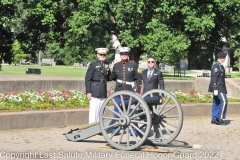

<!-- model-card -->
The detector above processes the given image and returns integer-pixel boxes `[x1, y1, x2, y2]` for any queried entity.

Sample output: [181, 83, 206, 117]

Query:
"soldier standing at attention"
[208, 52, 228, 125]
[110, 47, 142, 94]
[110, 47, 142, 134]
[85, 48, 111, 124]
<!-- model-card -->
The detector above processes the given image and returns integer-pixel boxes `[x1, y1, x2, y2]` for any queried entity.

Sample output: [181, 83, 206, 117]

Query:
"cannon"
[64, 89, 183, 151]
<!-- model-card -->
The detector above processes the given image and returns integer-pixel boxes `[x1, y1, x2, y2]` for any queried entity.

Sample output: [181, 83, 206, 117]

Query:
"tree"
[233, 48, 240, 70]
[2, 0, 240, 70]
[63, 0, 240, 69]
[11, 40, 29, 65]
[0, 1, 17, 70]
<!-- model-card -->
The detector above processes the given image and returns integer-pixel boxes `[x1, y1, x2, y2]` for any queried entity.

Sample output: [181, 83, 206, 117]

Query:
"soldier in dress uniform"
[110, 47, 142, 93]
[109, 47, 142, 135]
[208, 52, 228, 125]
[85, 48, 111, 124]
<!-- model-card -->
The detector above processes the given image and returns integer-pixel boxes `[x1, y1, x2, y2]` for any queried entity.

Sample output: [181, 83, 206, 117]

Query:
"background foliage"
[1, 0, 240, 70]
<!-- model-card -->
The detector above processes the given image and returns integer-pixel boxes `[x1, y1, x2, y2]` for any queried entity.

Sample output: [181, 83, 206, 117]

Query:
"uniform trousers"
[89, 97, 105, 123]
[212, 92, 228, 121]
[113, 97, 136, 134]
[113, 97, 121, 118]
[113, 97, 131, 117]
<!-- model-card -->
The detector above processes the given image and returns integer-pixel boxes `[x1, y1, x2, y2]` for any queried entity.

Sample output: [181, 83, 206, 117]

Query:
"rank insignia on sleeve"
[214, 68, 218, 72]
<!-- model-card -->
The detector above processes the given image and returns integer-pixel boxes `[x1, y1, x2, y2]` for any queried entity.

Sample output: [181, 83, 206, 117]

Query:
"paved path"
[0, 114, 239, 160]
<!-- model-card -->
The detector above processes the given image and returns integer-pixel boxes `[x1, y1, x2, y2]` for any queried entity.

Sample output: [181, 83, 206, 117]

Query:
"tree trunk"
[129, 47, 143, 64]
[155, 61, 159, 69]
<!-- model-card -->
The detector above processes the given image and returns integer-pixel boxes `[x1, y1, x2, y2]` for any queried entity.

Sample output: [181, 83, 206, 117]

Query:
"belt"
[92, 79, 106, 83]
[117, 79, 134, 88]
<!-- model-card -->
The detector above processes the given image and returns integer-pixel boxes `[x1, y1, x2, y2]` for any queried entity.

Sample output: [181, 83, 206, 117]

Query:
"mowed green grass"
[1, 64, 240, 79]
[230, 72, 240, 78]
[0, 64, 195, 80]
[0, 64, 87, 77]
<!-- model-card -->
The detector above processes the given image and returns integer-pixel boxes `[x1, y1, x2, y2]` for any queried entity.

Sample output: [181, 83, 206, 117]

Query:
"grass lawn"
[0, 64, 87, 77]
[229, 72, 240, 78]
[1, 64, 239, 79]
[0, 64, 196, 80]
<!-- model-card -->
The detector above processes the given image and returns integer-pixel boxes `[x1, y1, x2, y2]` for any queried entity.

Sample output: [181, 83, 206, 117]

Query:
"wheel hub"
[119, 115, 130, 126]
[152, 112, 162, 124]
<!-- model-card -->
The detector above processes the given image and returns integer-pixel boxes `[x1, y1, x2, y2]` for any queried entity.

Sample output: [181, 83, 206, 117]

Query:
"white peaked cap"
[118, 47, 131, 53]
[95, 48, 109, 54]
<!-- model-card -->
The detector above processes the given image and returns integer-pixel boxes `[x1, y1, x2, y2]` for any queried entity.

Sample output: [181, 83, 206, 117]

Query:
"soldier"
[208, 52, 228, 125]
[110, 47, 142, 93]
[85, 48, 111, 124]
[110, 47, 142, 135]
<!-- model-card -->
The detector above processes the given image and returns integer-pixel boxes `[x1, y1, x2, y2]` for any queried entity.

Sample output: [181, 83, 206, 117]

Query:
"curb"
[0, 103, 239, 130]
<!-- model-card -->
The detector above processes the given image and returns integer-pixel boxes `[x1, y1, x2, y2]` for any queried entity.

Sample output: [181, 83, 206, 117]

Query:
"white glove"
[213, 90, 218, 96]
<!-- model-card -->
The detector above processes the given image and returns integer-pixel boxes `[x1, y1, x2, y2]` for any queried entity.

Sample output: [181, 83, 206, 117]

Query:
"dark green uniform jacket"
[208, 61, 227, 94]
[85, 60, 111, 98]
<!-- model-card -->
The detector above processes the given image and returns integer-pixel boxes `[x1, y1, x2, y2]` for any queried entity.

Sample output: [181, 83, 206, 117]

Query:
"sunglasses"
[99, 54, 106, 56]
[148, 61, 155, 63]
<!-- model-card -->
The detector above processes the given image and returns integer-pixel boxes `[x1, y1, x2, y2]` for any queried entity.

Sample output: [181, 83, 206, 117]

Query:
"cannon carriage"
[64, 89, 183, 151]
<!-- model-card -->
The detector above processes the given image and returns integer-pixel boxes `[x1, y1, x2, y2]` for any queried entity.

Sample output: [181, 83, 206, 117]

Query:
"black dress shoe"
[220, 119, 226, 125]
[211, 121, 215, 124]
[211, 120, 219, 125]
[211, 119, 225, 125]
[211, 120, 221, 125]
[217, 119, 226, 125]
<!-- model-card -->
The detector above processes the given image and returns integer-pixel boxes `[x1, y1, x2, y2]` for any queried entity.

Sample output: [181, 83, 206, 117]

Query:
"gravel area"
[0, 114, 239, 160]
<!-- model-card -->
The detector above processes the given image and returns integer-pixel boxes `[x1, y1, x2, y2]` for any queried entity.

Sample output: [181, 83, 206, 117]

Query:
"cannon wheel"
[142, 89, 183, 145]
[99, 90, 152, 151]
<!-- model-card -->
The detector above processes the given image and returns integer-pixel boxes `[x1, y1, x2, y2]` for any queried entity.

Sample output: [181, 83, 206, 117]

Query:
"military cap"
[217, 52, 227, 58]
[95, 48, 109, 54]
[118, 47, 131, 54]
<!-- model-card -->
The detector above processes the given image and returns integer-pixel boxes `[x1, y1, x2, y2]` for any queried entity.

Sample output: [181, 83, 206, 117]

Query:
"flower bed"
[171, 89, 213, 103]
[0, 89, 239, 111]
[0, 90, 89, 111]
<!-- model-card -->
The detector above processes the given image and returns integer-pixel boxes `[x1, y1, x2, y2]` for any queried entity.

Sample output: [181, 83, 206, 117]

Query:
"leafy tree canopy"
[1, 0, 240, 70]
